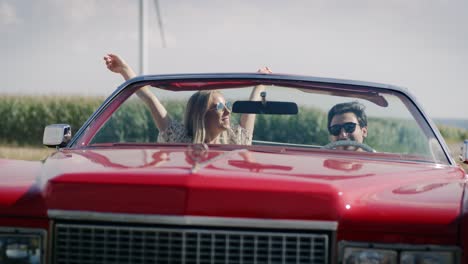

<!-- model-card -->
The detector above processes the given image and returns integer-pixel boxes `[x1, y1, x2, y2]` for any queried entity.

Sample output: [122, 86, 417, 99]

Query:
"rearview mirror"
[233, 101, 298, 115]
[43, 124, 72, 148]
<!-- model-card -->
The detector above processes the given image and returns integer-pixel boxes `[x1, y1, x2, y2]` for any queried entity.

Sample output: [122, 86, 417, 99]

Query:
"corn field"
[1, 95, 467, 151]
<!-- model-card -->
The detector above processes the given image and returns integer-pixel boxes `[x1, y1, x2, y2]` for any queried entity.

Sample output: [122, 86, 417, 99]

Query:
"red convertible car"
[1, 73, 467, 264]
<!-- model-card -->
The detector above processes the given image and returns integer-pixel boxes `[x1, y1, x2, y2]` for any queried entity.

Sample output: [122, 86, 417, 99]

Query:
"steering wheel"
[322, 140, 376, 153]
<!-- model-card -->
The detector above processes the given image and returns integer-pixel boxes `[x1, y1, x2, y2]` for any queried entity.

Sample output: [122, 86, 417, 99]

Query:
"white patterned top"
[157, 119, 252, 145]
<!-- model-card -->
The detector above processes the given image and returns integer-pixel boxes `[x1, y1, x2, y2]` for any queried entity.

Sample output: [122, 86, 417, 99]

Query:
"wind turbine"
[139, 0, 166, 75]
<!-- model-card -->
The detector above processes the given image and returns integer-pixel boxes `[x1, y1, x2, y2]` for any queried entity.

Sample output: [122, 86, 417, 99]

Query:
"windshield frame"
[68, 73, 454, 166]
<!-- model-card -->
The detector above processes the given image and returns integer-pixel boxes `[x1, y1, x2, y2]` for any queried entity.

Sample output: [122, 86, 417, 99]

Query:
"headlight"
[343, 247, 397, 263]
[0, 228, 46, 264]
[401, 251, 455, 264]
[340, 241, 460, 264]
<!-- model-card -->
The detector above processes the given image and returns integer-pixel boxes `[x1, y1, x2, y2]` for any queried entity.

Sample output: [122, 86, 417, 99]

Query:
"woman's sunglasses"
[209, 101, 232, 113]
[329, 122, 358, 136]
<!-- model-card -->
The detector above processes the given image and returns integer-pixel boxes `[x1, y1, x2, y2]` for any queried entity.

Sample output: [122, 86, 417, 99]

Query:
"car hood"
[0, 159, 46, 218]
[2, 147, 465, 237]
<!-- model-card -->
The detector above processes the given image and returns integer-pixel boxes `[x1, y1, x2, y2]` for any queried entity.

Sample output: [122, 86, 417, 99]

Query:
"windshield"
[80, 79, 449, 165]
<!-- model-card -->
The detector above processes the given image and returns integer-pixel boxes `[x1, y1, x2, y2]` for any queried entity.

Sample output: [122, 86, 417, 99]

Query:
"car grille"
[53, 223, 329, 264]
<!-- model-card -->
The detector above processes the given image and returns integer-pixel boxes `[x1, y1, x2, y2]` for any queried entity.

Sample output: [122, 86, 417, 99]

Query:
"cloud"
[0, 1, 20, 26]
[43, 0, 137, 25]
[46, 0, 98, 23]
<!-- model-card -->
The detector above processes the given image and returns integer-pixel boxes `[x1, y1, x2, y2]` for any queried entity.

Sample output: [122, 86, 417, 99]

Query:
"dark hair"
[327, 101, 367, 129]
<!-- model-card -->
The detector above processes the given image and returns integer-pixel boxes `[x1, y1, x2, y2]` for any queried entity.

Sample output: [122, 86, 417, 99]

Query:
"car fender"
[460, 174, 468, 263]
[0, 159, 47, 218]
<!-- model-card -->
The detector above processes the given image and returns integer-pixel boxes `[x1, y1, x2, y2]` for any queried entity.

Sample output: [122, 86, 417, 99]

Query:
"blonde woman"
[103, 53, 270, 145]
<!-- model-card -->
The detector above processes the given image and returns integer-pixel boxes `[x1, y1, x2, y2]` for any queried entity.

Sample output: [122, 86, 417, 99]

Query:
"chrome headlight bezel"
[0, 227, 47, 264]
[339, 241, 461, 264]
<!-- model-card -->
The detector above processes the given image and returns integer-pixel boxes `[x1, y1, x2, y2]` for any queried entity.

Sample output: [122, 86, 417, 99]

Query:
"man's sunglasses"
[209, 101, 232, 113]
[329, 122, 358, 136]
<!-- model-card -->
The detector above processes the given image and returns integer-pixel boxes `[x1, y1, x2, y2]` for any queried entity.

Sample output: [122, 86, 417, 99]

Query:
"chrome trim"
[0, 226, 46, 234]
[48, 210, 338, 231]
[42, 123, 71, 148]
[54, 223, 330, 264]
[0, 227, 47, 264]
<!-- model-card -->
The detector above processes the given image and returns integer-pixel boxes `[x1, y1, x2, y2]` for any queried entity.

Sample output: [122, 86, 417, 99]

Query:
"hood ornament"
[187, 144, 209, 172]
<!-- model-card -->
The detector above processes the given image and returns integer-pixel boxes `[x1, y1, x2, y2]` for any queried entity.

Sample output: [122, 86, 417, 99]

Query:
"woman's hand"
[257, 66, 272, 74]
[104, 54, 126, 73]
[102, 53, 169, 131]
[240, 66, 272, 139]
[250, 66, 272, 100]
[103, 53, 136, 80]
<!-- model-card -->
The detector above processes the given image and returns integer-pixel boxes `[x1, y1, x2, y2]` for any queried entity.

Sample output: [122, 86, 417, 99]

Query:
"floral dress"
[157, 119, 252, 145]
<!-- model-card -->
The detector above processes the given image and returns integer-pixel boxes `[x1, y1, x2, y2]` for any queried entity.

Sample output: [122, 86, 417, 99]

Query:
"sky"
[0, 0, 467, 118]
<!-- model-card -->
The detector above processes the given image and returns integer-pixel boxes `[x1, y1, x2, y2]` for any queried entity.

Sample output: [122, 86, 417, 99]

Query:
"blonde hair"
[184, 90, 228, 144]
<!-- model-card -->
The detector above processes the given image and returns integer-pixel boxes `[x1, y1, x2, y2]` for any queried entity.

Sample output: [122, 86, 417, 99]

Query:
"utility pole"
[139, 0, 148, 75]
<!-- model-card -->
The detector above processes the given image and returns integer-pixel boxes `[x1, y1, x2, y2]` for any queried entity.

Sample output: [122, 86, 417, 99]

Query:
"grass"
[0, 145, 55, 161]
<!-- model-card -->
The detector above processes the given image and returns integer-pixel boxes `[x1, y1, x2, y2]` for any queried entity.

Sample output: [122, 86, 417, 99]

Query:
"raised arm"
[103, 53, 171, 131]
[239, 66, 272, 138]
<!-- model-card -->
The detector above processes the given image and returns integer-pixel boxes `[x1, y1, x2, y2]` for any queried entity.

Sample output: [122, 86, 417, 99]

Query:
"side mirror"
[460, 139, 468, 164]
[43, 124, 72, 148]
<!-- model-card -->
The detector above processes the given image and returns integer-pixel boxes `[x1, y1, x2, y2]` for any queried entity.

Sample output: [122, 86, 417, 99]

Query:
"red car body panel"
[0, 159, 47, 218]
[1, 148, 464, 248]
[461, 182, 468, 263]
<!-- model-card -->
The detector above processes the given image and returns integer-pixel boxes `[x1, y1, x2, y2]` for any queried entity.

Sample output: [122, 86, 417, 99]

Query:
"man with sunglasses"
[327, 101, 368, 151]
